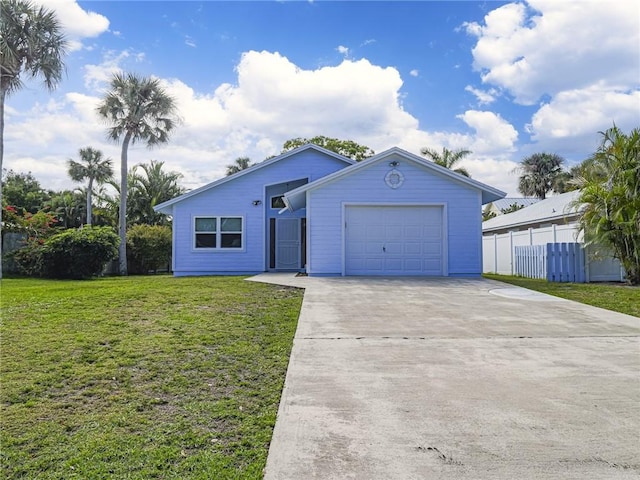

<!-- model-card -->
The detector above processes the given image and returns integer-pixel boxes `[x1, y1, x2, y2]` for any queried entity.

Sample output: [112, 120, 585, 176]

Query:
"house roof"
[489, 197, 540, 212]
[482, 190, 582, 232]
[154, 144, 356, 214]
[283, 147, 506, 210]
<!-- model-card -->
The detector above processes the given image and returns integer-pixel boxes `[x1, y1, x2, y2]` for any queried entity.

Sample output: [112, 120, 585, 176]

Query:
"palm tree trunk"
[0, 89, 6, 280]
[87, 178, 93, 226]
[119, 132, 132, 275]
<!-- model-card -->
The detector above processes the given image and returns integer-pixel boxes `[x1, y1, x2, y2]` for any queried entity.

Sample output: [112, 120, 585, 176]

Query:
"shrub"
[39, 226, 120, 279]
[126, 224, 172, 274]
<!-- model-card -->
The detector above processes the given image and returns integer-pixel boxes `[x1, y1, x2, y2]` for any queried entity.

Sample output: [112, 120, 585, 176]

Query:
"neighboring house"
[155, 144, 505, 277]
[482, 190, 625, 282]
[483, 197, 539, 217]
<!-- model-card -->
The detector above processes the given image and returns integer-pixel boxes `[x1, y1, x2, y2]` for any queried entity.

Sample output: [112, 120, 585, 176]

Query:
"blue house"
[154, 145, 505, 277]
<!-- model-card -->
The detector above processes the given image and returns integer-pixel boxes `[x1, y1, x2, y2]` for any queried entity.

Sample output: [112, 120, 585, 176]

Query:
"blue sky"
[4, 0, 639, 196]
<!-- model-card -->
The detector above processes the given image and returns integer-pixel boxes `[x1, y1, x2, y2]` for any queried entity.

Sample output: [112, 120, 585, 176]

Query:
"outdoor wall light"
[389, 160, 399, 167]
[252, 200, 262, 206]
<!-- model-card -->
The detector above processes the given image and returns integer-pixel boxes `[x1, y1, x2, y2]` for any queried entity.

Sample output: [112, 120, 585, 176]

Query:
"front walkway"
[249, 274, 640, 480]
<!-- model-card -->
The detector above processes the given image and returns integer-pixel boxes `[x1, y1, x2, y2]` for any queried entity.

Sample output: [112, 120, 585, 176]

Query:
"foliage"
[67, 147, 114, 226]
[128, 160, 184, 225]
[420, 147, 472, 177]
[1, 205, 57, 236]
[13, 226, 119, 279]
[126, 224, 172, 274]
[516, 152, 565, 199]
[572, 126, 640, 285]
[226, 156, 253, 176]
[484, 274, 640, 318]
[45, 190, 85, 228]
[1, 170, 51, 213]
[482, 209, 497, 222]
[96, 72, 180, 275]
[0, 0, 67, 279]
[1, 276, 302, 478]
[501, 202, 525, 214]
[6, 207, 59, 276]
[282, 136, 374, 161]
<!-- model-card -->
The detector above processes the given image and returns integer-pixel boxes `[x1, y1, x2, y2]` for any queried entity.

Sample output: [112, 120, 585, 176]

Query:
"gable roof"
[482, 190, 582, 232]
[154, 144, 355, 214]
[283, 147, 506, 210]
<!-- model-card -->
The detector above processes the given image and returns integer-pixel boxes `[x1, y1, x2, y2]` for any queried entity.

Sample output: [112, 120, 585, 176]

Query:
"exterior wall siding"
[171, 151, 349, 275]
[307, 155, 483, 276]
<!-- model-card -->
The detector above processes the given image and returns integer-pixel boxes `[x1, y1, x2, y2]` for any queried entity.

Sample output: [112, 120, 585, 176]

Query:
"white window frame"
[193, 216, 244, 251]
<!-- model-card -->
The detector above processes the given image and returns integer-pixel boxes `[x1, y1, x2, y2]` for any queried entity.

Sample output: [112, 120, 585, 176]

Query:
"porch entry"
[269, 218, 306, 271]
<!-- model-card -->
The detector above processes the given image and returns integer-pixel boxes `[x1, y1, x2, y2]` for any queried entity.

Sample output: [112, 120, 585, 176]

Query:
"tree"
[1, 170, 50, 213]
[46, 190, 85, 228]
[226, 156, 252, 176]
[0, 0, 66, 278]
[96, 73, 179, 275]
[67, 147, 114, 225]
[573, 126, 640, 285]
[516, 153, 565, 199]
[420, 147, 471, 177]
[128, 160, 184, 225]
[282, 136, 374, 161]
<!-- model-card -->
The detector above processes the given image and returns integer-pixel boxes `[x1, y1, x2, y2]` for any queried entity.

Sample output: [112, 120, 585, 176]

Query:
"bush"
[37, 227, 119, 279]
[126, 224, 172, 274]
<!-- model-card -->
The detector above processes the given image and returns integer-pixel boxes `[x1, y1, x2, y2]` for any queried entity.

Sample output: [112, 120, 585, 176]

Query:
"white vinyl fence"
[514, 243, 586, 282]
[483, 224, 578, 276]
[482, 223, 625, 282]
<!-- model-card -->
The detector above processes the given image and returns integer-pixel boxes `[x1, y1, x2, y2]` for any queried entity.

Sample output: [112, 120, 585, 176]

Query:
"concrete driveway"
[250, 275, 640, 480]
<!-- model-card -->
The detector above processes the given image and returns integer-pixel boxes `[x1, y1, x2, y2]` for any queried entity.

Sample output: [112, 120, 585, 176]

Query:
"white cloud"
[336, 45, 350, 57]
[524, 85, 640, 155]
[40, 0, 110, 51]
[464, 85, 498, 105]
[409, 69, 419, 77]
[185, 36, 196, 48]
[83, 50, 146, 91]
[457, 110, 519, 153]
[465, 1, 639, 105]
[4, 50, 525, 196]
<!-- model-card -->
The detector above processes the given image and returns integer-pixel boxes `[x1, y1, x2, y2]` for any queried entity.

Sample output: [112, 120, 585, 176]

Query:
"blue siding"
[171, 151, 349, 275]
[307, 154, 483, 276]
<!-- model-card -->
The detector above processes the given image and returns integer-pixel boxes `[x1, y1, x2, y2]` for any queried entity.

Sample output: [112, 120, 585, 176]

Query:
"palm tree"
[226, 156, 252, 176]
[420, 147, 472, 177]
[516, 153, 565, 199]
[0, 0, 67, 278]
[96, 73, 179, 275]
[128, 160, 184, 225]
[67, 147, 114, 226]
[572, 126, 640, 285]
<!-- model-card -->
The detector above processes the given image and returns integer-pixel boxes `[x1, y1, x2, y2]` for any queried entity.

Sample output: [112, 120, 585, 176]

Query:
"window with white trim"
[194, 217, 243, 249]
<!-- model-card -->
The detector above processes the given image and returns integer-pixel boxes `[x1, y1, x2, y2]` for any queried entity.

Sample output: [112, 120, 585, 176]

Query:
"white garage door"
[345, 205, 444, 276]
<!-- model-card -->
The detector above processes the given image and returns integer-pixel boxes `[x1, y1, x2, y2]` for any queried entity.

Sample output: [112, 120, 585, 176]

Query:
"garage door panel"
[345, 206, 444, 276]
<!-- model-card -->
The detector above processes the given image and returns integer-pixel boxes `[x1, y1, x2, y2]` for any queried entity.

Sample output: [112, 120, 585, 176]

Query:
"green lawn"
[483, 274, 640, 318]
[1, 276, 303, 479]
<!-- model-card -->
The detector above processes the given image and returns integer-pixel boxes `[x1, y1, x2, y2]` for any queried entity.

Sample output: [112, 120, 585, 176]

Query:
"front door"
[276, 218, 300, 270]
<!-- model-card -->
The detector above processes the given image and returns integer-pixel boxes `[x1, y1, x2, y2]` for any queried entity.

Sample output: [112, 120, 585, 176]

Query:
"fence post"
[509, 231, 514, 275]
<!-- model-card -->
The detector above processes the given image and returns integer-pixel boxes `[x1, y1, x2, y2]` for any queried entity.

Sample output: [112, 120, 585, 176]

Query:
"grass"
[483, 274, 640, 318]
[0, 276, 303, 479]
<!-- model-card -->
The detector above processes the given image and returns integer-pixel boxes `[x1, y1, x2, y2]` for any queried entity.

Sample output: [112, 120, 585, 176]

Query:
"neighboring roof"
[283, 147, 506, 210]
[154, 144, 356, 214]
[482, 190, 582, 232]
[489, 197, 540, 212]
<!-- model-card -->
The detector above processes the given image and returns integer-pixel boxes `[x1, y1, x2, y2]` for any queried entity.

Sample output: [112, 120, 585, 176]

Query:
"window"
[195, 217, 242, 249]
[271, 195, 285, 209]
